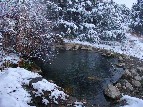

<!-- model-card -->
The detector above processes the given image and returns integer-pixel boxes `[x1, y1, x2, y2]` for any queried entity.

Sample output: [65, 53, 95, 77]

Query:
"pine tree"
[130, 0, 143, 35]
[55, 0, 130, 42]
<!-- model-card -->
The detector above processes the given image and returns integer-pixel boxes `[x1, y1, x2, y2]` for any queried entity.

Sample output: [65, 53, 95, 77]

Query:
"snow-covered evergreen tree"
[130, 0, 143, 35]
[54, 0, 130, 42]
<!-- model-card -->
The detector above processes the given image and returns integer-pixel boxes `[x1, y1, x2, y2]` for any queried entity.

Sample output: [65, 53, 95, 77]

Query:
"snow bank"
[3, 53, 20, 64]
[121, 95, 143, 107]
[0, 52, 20, 67]
[64, 33, 143, 60]
[113, 0, 137, 9]
[0, 68, 68, 107]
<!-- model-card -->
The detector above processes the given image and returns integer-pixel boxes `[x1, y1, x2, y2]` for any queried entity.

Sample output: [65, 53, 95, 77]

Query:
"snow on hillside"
[0, 68, 68, 107]
[64, 33, 143, 60]
[113, 0, 137, 9]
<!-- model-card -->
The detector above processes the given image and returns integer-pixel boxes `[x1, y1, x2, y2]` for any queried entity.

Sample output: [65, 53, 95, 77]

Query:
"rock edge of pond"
[53, 43, 143, 107]
[19, 42, 143, 107]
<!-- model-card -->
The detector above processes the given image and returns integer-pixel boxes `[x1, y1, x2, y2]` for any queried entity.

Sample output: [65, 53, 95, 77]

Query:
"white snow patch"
[0, 68, 37, 107]
[32, 79, 67, 104]
[59, 19, 78, 30]
[74, 101, 84, 107]
[82, 23, 95, 29]
[0, 68, 68, 107]
[42, 98, 49, 105]
[0, 52, 20, 67]
[3, 53, 20, 64]
[0, 32, 2, 38]
[121, 95, 143, 107]
[113, 0, 137, 9]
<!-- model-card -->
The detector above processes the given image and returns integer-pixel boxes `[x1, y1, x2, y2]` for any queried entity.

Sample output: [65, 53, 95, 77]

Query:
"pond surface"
[42, 50, 123, 107]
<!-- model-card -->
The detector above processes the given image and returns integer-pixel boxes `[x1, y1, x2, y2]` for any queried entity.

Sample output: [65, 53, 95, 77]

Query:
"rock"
[104, 84, 121, 99]
[55, 45, 64, 48]
[122, 86, 126, 90]
[74, 45, 80, 50]
[121, 80, 133, 91]
[81, 45, 93, 51]
[134, 75, 142, 81]
[107, 53, 114, 57]
[137, 67, 143, 73]
[65, 43, 75, 50]
[31, 68, 42, 73]
[67, 97, 77, 106]
[81, 45, 87, 50]
[48, 80, 54, 83]
[115, 83, 122, 88]
[122, 69, 132, 78]
[102, 51, 114, 57]
[106, 51, 112, 54]
[65, 46, 73, 50]
[130, 68, 138, 76]
[141, 76, 143, 80]
[125, 80, 134, 91]
[101, 53, 107, 56]
[87, 46, 93, 51]
[29, 77, 43, 86]
[131, 79, 141, 87]
[118, 56, 124, 62]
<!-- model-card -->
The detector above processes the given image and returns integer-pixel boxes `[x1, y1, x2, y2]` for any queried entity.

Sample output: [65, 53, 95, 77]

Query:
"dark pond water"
[42, 50, 123, 107]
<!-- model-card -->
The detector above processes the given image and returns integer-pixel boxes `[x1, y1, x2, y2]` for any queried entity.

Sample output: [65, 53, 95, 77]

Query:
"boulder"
[87, 46, 93, 51]
[137, 67, 143, 73]
[122, 69, 132, 78]
[134, 75, 142, 81]
[55, 45, 64, 48]
[115, 83, 122, 88]
[81, 45, 93, 51]
[131, 79, 141, 87]
[130, 68, 138, 76]
[123, 86, 126, 90]
[104, 84, 121, 99]
[125, 80, 134, 91]
[74, 44, 80, 50]
[121, 79, 133, 91]
[101, 53, 107, 57]
[118, 56, 124, 62]
[65, 43, 75, 50]
[29, 77, 43, 86]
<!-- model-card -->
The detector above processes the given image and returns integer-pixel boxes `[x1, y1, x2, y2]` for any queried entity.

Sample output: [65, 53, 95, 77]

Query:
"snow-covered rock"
[0, 68, 68, 107]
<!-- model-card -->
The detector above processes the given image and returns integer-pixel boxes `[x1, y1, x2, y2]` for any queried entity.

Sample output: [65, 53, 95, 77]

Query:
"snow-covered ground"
[0, 68, 68, 107]
[64, 33, 143, 60]
[1, 32, 143, 106]
[113, 0, 137, 9]
[121, 95, 143, 107]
